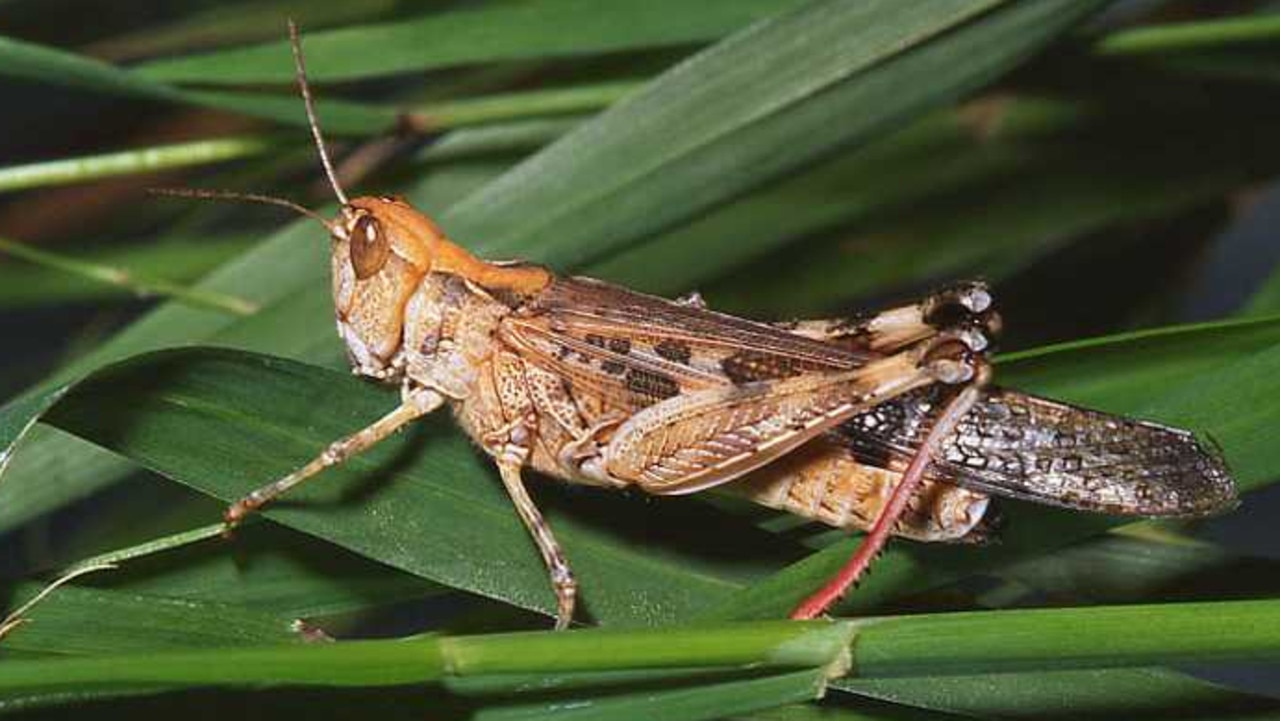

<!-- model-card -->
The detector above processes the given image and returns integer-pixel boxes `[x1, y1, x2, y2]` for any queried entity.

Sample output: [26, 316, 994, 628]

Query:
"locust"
[175, 22, 1238, 629]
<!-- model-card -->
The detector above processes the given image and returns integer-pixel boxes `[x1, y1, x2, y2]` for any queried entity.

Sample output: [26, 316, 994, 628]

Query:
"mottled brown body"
[221, 25, 1238, 629]
[326, 197, 1232, 535]
[346, 235, 991, 538]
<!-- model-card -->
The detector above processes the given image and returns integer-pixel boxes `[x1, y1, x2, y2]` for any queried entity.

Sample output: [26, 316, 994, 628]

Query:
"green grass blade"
[0, 584, 301, 656]
[1097, 13, 1280, 55]
[584, 109, 1006, 295]
[0, 33, 181, 102]
[0, 236, 253, 309]
[0, 671, 829, 721]
[0, 621, 844, 691]
[470, 669, 828, 721]
[999, 314, 1280, 412]
[0, 520, 442, 661]
[89, 521, 441, 620]
[983, 533, 1279, 607]
[0, 601, 1276, 695]
[842, 667, 1280, 719]
[850, 599, 1280, 677]
[135, 0, 805, 84]
[0, 33, 393, 134]
[0, 136, 275, 193]
[0, 636, 445, 690]
[707, 107, 1271, 316]
[418, 80, 641, 130]
[0, 102, 594, 198]
[444, 0, 1107, 269]
[85, 0, 403, 62]
[0, 236, 258, 315]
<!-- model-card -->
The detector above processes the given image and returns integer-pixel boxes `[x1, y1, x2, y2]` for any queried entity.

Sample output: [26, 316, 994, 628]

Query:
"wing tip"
[1114, 428, 1239, 518]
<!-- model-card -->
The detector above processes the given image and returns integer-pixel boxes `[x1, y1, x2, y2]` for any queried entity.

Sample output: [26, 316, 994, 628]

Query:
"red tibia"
[790, 375, 987, 620]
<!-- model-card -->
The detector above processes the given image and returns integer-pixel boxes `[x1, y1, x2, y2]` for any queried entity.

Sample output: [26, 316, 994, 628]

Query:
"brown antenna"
[288, 19, 349, 207]
[148, 187, 334, 229]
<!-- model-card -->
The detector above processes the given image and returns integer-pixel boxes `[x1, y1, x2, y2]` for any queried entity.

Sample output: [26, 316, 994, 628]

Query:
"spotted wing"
[499, 276, 873, 411]
[836, 386, 1237, 517]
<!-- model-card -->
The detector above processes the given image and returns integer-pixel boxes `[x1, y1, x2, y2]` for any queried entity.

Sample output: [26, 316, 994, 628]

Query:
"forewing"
[500, 276, 872, 410]
[837, 386, 1237, 517]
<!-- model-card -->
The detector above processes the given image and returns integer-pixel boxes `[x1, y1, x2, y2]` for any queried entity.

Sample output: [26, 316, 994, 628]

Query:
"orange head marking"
[327, 197, 435, 377]
[327, 196, 549, 377]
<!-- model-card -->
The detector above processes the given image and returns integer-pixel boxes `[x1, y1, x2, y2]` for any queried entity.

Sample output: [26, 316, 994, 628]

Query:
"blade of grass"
[848, 599, 1280, 677]
[0, 136, 275, 193]
[445, 0, 1108, 269]
[0, 678, 826, 721]
[85, 521, 441, 620]
[0, 620, 847, 691]
[1096, 13, 1280, 55]
[0, 96, 605, 197]
[0, 33, 395, 133]
[418, 80, 641, 130]
[998, 314, 1280, 415]
[135, 0, 806, 84]
[980, 533, 1280, 607]
[85, 0, 403, 62]
[472, 669, 829, 721]
[706, 103, 1274, 316]
[0, 235, 253, 309]
[0, 601, 1276, 693]
[0, 583, 301, 656]
[843, 667, 1280, 719]
[0, 235, 257, 315]
[0, 519, 442, 660]
[0, 0, 799, 133]
[583, 105, 1027, 295]
[37, 515, 440, 619]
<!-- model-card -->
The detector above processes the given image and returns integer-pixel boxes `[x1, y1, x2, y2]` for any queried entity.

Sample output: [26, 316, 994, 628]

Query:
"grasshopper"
[180, 23, 1237, 629]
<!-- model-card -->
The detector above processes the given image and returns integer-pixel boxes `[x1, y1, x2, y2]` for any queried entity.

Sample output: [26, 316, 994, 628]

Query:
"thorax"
[397, 271, 520, 399]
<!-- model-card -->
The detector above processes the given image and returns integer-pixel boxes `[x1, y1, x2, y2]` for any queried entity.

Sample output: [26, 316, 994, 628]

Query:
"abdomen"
[729, 438, 991, 542]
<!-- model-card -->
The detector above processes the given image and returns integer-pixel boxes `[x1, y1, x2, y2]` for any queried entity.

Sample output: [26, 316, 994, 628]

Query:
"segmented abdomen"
[729, 439, 991, 542]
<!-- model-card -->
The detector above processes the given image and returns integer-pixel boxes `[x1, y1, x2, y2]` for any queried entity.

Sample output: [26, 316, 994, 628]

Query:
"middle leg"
[494, 456, 577, 630]
[477, 351, 578, 629]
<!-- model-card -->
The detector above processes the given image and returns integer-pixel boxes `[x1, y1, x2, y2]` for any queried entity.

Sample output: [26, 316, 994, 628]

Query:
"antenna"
[288, 18, 349, 206]
[148, 187, 334, 229]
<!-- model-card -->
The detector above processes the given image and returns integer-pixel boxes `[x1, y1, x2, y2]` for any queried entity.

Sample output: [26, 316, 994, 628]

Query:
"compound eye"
[349, 214, 390, 279]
